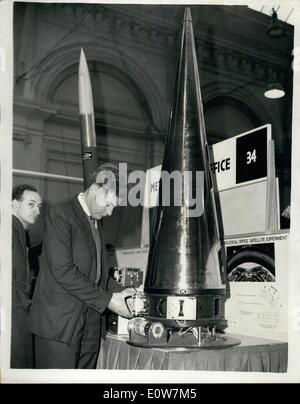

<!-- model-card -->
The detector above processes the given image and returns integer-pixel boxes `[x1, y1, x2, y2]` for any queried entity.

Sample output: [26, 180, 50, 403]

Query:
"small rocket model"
[78, 48, 98, 187]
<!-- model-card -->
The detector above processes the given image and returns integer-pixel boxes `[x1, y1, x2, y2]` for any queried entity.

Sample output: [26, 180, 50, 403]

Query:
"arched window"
[204, 96, 263, 145]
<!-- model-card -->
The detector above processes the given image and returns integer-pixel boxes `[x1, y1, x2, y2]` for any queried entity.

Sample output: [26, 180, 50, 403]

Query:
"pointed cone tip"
[79, 48, 88, 73]
[80, 47, 86, 60]
[184, 7, 192, 22]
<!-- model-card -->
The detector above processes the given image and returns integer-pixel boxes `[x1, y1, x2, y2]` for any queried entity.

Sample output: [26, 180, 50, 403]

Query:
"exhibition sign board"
[211, 124, 271, 191]
[224, 231, 289, 341]
[219, 180, 268, 235]
[143, 165, 162, 208]
[211, 124, 279, 236]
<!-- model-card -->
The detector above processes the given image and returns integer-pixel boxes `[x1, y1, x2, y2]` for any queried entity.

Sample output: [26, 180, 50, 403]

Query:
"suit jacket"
[12, 215, 31, 309]
[28, 196, 121, 345]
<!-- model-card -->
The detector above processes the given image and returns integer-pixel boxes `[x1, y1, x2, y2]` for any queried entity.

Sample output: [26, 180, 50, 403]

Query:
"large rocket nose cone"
[184, 7, 192, 22]
[144, 8, 226, 302]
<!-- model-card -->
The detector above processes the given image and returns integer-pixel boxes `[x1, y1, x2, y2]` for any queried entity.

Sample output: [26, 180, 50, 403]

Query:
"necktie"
[88, 216, 101, 284]
[90, 216, 97, 227]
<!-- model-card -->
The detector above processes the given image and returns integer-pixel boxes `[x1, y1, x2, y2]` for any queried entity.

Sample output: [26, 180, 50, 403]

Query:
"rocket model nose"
[78, 47, 94, 116]
[184, 7, 192, 22]
[79, 47, 85, 64]
[78, 47, 98, 186]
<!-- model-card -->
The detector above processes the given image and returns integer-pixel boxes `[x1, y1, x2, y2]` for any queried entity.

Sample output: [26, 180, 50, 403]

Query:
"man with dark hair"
[28, 164, 134, 369]
[11, 183, 42, 368]
[86, 162, 121, 190]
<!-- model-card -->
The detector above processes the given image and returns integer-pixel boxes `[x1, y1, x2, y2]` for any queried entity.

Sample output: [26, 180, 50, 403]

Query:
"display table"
[97, 333, 287, 372]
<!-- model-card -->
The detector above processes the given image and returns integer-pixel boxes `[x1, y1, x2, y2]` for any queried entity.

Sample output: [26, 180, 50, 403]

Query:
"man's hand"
[282, 205, 290, 219]
[108, 288, 135, 318]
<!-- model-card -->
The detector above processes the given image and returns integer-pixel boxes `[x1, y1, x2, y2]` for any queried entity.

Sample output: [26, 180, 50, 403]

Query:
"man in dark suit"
[11, 184, 42, 368]
[28, 164, 134, 369]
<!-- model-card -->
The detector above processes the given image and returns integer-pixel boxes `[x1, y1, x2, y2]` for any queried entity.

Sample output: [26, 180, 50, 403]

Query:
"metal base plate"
[127, 332, 241, 350]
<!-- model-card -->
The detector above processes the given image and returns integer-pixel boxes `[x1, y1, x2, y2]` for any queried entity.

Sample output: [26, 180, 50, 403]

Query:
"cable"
[176, 319, 187, 327]
[130, 279, 138, 293]
[285, 8, 294, 23]
[178, 326, 192, 336]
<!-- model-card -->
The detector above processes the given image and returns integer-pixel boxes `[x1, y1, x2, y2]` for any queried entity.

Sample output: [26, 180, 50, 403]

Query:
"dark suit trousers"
[11, 307, 34, 368]
[34, 308, 101, 369]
